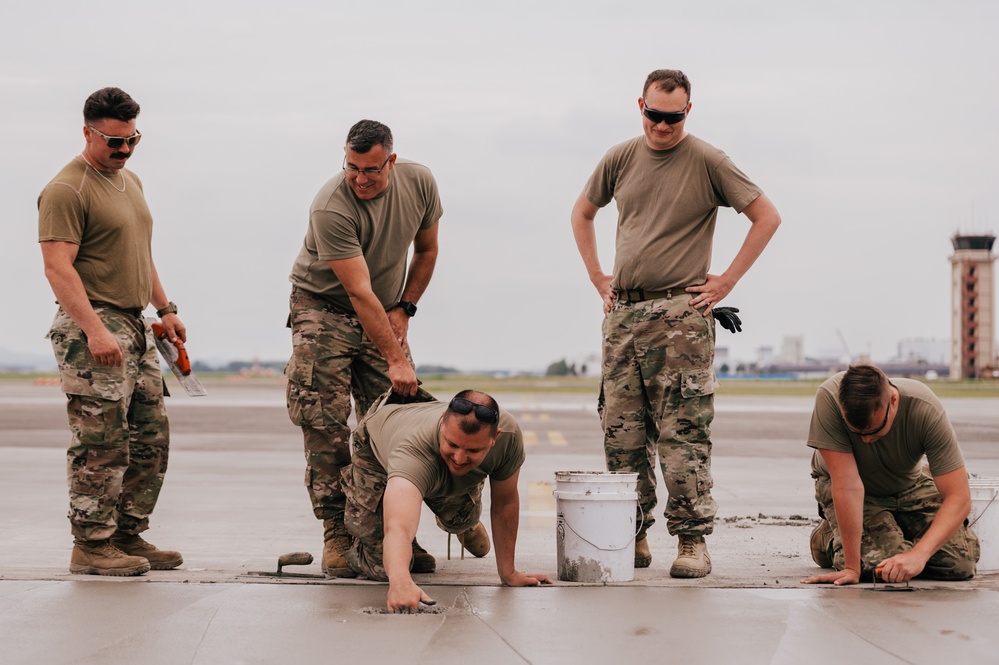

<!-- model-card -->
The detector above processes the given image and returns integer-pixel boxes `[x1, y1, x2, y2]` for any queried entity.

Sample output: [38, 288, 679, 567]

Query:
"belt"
[615, 288, 677, 303]
[89, 301, 144, 319]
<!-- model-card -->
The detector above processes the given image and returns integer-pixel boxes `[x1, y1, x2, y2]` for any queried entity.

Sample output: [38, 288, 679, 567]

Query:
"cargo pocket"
[286, 356, 322, 427]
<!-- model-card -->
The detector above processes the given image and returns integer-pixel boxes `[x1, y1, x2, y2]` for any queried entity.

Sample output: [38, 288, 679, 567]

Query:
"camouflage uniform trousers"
[599, 292, 718, 537]
[48, 306, 169, 542]
[814, 468, 980, 580]
[285, 287, 414, 521]
[340, 388, 479, 581]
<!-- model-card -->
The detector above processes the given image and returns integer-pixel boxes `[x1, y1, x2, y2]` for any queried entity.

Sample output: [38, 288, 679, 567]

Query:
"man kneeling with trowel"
[332, 388, 551, 611]
[802, 364, 980, 586]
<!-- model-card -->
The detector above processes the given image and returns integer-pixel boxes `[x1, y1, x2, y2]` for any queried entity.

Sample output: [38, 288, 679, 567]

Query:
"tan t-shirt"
[38, 158, 154, 310]
[584, 134, 761, 291]
[288, 159, 443, 311]
[808, 374, 966, 496]
[363, 401, 525, 498]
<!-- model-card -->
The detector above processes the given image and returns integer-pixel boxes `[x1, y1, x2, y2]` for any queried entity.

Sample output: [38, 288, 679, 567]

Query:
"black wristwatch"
[397, 301, 417, 317]
[156, 301, 178, 317]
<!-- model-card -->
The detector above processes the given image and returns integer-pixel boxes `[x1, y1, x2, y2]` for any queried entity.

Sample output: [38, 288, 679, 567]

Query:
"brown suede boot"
[457, 522, 491, 557]
[322, 517, 356, 578]
[110, 532, 183, 570]
[635, 532, 652, 568]
[669, 534, 712, 578]
[411, 539, 437, 573]
[810, 520, 834, 568]
[70, 539, 151, 577]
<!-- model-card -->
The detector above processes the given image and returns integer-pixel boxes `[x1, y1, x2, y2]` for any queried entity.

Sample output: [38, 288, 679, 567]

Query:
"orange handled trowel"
[149, 320, 208, 396]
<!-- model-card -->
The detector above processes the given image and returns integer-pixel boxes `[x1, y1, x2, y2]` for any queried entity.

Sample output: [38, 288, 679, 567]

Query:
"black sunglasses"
[448, 397, 499, 424]
[89, 126, 142, 149]
[642, 102, 687, 125]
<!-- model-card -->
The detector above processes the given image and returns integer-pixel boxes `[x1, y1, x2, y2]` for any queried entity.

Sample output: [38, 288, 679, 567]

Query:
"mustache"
[110, 152, 131, 160]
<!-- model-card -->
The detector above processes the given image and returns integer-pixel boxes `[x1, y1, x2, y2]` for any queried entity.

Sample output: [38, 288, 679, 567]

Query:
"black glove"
[712, 306, 742, 334]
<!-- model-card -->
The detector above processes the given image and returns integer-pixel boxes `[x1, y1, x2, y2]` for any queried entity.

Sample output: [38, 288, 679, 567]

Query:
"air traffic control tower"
[950, 233, 996, 379]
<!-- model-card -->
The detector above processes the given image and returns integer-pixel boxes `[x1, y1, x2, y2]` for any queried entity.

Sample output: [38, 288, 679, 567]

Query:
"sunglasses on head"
[89, 126, 142, 149]
[642, 102, 687, 125]
[448, 397, 499, 424]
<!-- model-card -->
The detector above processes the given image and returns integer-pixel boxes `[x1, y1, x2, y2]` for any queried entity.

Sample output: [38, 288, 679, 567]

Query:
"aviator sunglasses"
[448, 397, 499, 424]
[89, 126, 142, 149]
[642, 101, 687, 125]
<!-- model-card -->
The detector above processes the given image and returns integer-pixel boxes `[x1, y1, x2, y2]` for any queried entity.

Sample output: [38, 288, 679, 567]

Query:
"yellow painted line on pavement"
[523, 430, 539, 447]
[548, 431, 567, 446]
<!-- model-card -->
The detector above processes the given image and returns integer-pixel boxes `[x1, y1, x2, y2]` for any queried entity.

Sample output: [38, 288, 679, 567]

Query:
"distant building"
[895, 338, 950, 365]
[776, 335, 804, 365]
[949, 233, 997, 379]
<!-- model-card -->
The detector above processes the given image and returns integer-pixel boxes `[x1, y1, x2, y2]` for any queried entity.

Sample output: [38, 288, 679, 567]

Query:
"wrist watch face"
[399, 301, 417, 317]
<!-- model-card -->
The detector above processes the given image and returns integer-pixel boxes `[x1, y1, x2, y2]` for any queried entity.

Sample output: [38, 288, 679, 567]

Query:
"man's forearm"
[348, 290, 408, 366]
[400, 248, 438, 304]
[490, 495, 521, 581]
[831, 486, 865, 573]
[909, 496, 971, 562]
[44, 264, 105, 338]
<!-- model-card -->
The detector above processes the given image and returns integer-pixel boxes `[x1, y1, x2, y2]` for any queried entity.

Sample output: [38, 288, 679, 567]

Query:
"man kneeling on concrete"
[802, 364, 980, 586]
[336, 388, 552, 611]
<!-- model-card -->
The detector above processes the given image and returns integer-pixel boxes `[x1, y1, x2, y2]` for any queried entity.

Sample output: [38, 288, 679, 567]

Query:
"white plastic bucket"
[554, 471, 639, 582]
[968, 478, 999, 573]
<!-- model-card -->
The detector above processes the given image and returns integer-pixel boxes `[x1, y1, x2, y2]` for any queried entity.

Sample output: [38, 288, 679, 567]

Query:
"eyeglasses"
[89, 126, 142, 149]
[642, 101, 687, 125]
[342, 155, 391, 177]
[448, 397, 499, 424]
[847, 398, 892, 437]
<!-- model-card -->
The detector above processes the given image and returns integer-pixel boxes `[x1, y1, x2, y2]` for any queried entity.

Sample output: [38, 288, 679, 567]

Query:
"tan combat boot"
[810, 520, 833, 568]
[411, 539, 437, 573]
[110, 532, 183, 570]
[635, 532, 652, 568]
[322, 517, 356, 578]
[457, 522, 491, 557]
[669, 534, 712, 578]
[70, 539, 151, 576]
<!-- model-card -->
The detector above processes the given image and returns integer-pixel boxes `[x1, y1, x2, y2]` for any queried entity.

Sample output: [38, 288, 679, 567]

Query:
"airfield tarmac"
[1, 377, 998, 664]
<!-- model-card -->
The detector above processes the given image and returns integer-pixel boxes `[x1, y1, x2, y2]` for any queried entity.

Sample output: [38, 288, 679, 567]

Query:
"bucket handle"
[561, 511, 646, 552]
[969, 489, 998, 529]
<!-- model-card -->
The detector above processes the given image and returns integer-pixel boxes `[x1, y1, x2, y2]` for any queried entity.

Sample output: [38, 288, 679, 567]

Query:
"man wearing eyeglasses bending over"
[802, 364, 979, 586]
[336, 389, 551, 612]
[287, 119, 442, 579]
[38, 87, 185, 576]
[570, 69, 781, 577]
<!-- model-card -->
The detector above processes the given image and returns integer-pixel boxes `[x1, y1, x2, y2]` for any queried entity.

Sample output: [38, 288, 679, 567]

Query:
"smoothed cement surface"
[2, 379, 999, 663]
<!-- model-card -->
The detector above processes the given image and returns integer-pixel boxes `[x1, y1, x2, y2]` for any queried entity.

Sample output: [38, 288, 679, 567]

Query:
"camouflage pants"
[599, 292, 718, 536]
[48, 306, 169, 542]
[341, 389, 479, 581]
[814, 469, 980, 580]
[285, 288, 414, 521]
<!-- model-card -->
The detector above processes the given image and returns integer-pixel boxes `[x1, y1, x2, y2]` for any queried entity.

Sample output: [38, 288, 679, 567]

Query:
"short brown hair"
[643, 69, 691, 100]
[83, 87, 140, 124]
[838, 364, 890, 430]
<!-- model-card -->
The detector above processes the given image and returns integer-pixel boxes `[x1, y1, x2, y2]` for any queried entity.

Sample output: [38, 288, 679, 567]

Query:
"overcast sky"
[3, 1, 998, 372]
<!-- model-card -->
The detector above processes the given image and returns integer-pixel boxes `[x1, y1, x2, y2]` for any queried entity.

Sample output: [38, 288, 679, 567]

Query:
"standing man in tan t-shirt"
[38, 87, 185, 576]
[286, 119, 442, 577]
[570, 69, 781, 577]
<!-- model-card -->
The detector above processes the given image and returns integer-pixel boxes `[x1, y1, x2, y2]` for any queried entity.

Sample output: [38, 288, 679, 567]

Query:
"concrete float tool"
[247, 552, 326, 579]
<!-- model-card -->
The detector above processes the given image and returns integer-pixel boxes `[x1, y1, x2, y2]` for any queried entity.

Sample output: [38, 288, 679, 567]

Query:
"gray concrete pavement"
[2, 379, 999, 664]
